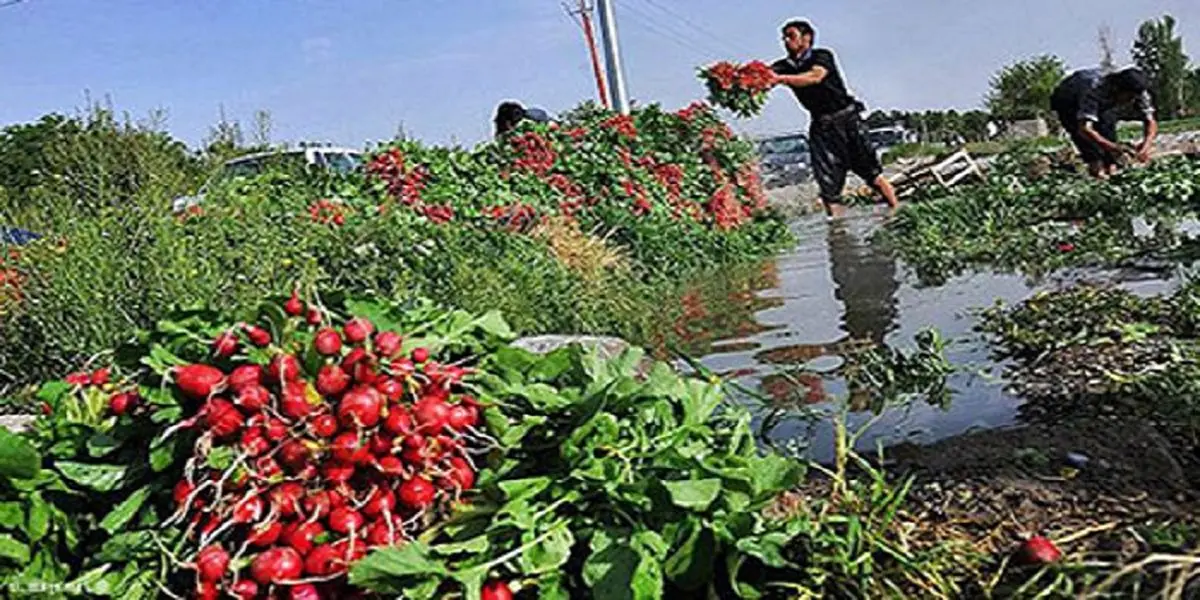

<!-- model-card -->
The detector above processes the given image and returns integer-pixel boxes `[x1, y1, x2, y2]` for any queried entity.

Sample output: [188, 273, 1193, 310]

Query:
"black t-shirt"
[771, 48, 856, 117]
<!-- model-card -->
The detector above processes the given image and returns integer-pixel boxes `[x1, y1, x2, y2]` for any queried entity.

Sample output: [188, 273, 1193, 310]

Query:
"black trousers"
[810, 107, 883, 205]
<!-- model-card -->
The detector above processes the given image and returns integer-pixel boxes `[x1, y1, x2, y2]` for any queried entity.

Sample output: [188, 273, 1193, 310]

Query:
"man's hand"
[1134, 143, 1153, 163]
[766, 71, 782, 88]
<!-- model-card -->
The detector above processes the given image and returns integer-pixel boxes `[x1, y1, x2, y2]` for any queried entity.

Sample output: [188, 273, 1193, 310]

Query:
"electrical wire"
[631, 0, 754, 57]
[612, 0, 722, 61]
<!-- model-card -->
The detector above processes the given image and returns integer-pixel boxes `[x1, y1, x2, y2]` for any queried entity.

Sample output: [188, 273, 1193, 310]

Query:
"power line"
[631, 0, 753, 57]
[613, 0, 721, 61]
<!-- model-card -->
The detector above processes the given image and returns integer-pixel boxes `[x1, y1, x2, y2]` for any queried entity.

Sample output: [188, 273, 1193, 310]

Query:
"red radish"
[444, 457, 476, 491]
[374, 377, 403, 402]
[384, 408, 415, 436]
[174, 365, 226, 400]
[1018, 535, 1062, 565]
[247, 521, 282, 547]
[265, 418, 289, 442]
[337, 386, 384, 429]
[314, 328, 343, 356]
[281, 380, 315, 420]
[40, 402, 51, 416]
[303, 491, 333, 520]
[296, 463, 319, 481]
[398, 476, 436, 510]
[90, 367, 111, 386]
[322, 461, 355, 483]
[351, 360, 379, 385]
[284, 292, 304, 317]
[232, 493, 265, 523]
[254, 456, 282, 479]
[236, 385, 271, 412]
[229, 365, 264, 391]
[316, 364, 350, 397]
[268, 354, 302, 383]
[278, 440, 311, 470]
[328, 506, 365, 534]
[369, 433, 395, 456]
[362, 487, 396, 518]
[203, 399, 244, 439]
[196, 544, 229, 582]
[310, 414, 339, 438]
[373, 331, 402, 358]
[305, 307, 323, 326]
[212, 332, 239, 358]
[195, 581, 218, 600]
[250, 547, 303, 585]
[376, 455, 405, 476]
[446, 404, 476, 431]
[244, 325, 272, 347]
[66, 371, 90, 386]
[289, 583, 320, 600]
[342, 347, 368, 370]
[412, 397, 450, 433]
[343, 318, 373, 344]
[108, 392, 137, 416]
[411, 347, 429, 364]
[173, 480, 199, 509]
[284, 520, 325, 555]
[331, 432, 371, 464]
[327, 485, 351, 508]
[241, 429, 269, 457]
[270, 482, 305, 517]
[329, 539, 367, 568]
[303, 544, 343, 576]
[230, 579, 259, 600]
[366, 521, 398, 547]
[389, 357, 415, 380]
[482, 580, 513, 600]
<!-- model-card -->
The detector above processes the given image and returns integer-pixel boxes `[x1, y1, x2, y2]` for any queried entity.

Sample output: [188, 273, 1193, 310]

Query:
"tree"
[865, 110, 892, 129]
[1133, 15, 1191, 120]
[1187, 68, 1200, 116]
[985, 55, 1066, 121]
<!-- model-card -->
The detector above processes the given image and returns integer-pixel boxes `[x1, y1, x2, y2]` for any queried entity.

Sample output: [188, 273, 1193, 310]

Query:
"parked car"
[172, 146, 364, 213]
[866, 126, 918, 158]
[0, 227, 40, 246]
[755, 133, 812, 188]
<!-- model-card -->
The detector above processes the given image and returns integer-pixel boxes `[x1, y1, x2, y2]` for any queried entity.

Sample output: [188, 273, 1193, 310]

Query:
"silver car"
[172, 146, 363, 213]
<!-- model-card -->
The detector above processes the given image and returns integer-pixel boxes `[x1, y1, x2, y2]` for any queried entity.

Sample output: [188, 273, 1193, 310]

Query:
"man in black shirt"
[1049, 67, 1157, 179]
[769, 20, 899, 217]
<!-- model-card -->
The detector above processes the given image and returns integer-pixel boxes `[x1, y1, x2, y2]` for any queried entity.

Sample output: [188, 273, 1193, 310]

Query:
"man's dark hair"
[1107, 67, 1150, 94]
[494, 101, 526, 137]
[781, 20, 814, 40]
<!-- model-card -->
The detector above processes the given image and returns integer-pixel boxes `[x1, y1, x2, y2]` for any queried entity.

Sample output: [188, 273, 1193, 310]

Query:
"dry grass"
[531, 216, 628, 282]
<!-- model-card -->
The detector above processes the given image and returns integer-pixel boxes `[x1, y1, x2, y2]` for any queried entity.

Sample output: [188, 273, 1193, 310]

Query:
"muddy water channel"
[672, 209, 1178, 463]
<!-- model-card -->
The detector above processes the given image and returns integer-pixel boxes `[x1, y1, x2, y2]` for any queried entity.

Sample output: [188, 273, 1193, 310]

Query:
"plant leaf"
[0, 533, 30, 563]
[99, 486, 151, 535]
[26, 492, 50, 542]
[349, 542, 447, 592]
[520, 525, 574, 575]
[662, 479, 722, 511]
[55, 461, 127, 492]
[0, 428, 40, 480]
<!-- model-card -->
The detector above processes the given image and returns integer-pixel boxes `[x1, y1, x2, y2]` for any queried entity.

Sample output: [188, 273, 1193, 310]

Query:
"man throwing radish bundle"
[768, 20, 900, 217]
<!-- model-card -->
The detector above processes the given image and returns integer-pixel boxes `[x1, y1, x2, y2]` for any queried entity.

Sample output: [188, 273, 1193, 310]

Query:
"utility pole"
[595, 0, 630, 114]
[564, 0, 609, 108]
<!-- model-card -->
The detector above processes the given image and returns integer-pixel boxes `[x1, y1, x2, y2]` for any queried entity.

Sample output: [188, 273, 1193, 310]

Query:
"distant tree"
[250, 109, 273, 148]
[961, 110, 992, 142]
[865, 110, 892, 129]
[1187, 68, 1200, 115]
[1133, 15, 1191, 120]
[0, 114, 80, 199]
[985, 55, 1066, 121]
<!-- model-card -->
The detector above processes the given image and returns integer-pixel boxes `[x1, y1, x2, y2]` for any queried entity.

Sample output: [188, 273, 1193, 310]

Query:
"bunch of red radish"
[162, 292, 507, 600]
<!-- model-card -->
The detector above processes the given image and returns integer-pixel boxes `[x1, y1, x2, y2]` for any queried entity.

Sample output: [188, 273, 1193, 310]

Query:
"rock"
[0, 415, 36, 433]
[1065, 452, 1091, 469]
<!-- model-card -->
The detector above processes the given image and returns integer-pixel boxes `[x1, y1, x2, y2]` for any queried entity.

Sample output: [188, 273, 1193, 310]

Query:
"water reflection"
[827, 219, 900, 346]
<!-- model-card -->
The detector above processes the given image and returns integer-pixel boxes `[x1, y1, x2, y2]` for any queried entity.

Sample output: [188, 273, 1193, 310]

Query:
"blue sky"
[2, 0, 1198, 150]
